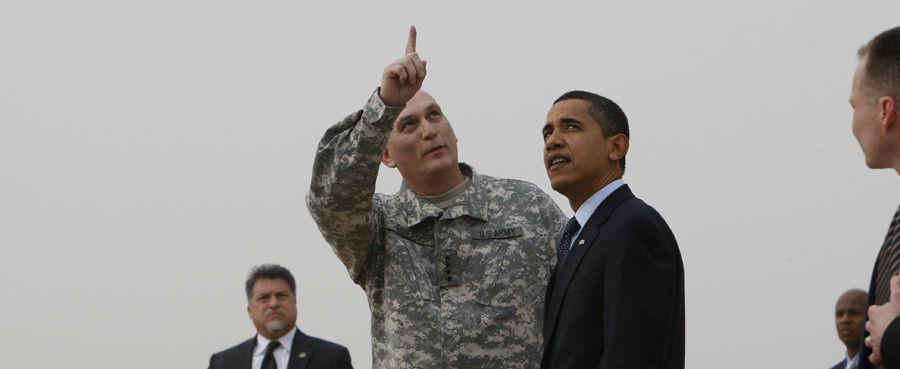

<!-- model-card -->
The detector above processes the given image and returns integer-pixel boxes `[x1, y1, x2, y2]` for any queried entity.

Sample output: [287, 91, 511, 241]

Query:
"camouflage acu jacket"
[306, 90, 566, 369]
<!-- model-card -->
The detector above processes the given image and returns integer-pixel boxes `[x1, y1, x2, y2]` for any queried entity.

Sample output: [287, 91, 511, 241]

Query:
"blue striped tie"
[555, 217, 581, 271]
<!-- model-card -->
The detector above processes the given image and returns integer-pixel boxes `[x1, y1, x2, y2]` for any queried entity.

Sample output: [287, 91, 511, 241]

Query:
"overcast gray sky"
[2, 1, 899, 368]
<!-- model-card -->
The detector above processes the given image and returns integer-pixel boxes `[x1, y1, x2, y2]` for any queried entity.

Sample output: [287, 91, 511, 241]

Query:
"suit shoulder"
[209, 338, 253, 365]
[618, 196, 668, 223]
[612, 196, 677, 242]
[306, 334, 350, 353]
[304, 334, 352, 366]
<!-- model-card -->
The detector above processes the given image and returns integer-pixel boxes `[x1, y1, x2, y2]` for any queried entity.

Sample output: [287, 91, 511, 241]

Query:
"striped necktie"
[874, 203, 900, 305]
[555, 217, 581, 271]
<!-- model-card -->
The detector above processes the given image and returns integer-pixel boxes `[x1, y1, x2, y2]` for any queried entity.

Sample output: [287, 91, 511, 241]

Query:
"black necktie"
[261, 340, 281, 369]
[874, 204, 900, 305]
[555, 217, 581, 271]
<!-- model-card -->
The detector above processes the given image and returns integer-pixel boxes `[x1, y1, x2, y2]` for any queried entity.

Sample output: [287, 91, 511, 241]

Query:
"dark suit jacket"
[541, 185, 685, 369]
[208, 328, 352, 369]
[883, 319, 900, 369]
[831, 357, 857, 369]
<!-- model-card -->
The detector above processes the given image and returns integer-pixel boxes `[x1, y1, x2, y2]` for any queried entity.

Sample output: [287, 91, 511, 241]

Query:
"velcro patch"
[473, 226, 523, 240]
[389, 226, 434, 246]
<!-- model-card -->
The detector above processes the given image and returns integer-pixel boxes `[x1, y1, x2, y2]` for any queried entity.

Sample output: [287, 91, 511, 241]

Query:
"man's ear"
[608, 134, 630, 162]
[247, 304, 251, 319]
[382, 148, 397, 168]
[880, 95, 897, 133]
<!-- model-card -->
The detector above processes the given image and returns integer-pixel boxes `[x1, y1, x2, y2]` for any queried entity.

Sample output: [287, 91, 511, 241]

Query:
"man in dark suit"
[208, 264, 352, 369]
[831, 289, 867, 369]
[540, 90, 685, 369]
[851, 25, 900, 369]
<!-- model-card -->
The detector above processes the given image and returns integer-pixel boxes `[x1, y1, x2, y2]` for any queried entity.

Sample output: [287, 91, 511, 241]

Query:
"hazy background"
[2, 1, 899, 368]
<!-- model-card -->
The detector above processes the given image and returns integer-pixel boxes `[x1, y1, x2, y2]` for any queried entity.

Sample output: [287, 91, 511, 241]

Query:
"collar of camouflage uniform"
[395, 163, 489, 226]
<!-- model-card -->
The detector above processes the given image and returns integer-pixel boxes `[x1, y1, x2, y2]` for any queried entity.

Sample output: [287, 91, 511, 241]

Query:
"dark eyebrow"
[542, 122, 553, 134]
[560, 117, 583, 126]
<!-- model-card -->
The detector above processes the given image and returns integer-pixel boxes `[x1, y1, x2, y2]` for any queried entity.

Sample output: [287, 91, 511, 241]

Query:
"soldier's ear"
[880, 95, 897, 133]
[382, 148, 397, 168]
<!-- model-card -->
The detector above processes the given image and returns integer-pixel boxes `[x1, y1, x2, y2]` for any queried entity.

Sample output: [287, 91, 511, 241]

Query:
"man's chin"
[265, 320, 289, 335]
[548, 177, 572, 195]
[420, 157, 458, 174]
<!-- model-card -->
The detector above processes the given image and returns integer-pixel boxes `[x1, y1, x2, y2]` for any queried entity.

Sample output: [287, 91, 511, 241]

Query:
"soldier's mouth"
[425, 145, 446, 155]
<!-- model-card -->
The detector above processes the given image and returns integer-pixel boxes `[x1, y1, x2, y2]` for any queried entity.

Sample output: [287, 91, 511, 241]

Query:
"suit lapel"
[543, 185, 634, 347]
[238, 337, 256, 369]
[543, 269, 557, 324]
[287, 329, 313, 369]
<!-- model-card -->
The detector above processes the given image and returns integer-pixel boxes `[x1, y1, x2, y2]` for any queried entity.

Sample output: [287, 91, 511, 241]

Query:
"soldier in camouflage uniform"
[306, 27, 566, 369]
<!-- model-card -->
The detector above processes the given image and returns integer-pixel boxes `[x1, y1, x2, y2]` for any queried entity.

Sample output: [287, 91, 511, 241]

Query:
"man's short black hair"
[858, 25, 900, 101]
[554, 90, 629, 168]
[245, 263, 296, 301]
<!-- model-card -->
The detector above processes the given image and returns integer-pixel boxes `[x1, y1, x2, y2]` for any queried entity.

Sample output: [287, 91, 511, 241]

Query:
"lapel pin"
[577, 240, 585, 245]
[298, 352, 307, 358]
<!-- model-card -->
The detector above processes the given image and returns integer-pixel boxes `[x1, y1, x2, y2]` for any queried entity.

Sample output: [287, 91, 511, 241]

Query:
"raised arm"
[305, 26, 427, 284]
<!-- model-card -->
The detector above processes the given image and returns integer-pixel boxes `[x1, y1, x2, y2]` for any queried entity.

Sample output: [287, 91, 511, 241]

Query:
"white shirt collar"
[573, 179, 625, 227]
[254, 327, 296, 357]
[844, 351, 858, 369]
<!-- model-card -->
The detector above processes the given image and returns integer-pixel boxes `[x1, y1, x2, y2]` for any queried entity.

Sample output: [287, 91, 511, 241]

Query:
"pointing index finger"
[405, 25, 417, 55]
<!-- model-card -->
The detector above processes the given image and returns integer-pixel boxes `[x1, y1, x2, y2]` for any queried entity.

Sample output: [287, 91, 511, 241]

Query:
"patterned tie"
[555, 217, 581, 271]
[874, 204, 900, 305]
[261, 340, 281, 369]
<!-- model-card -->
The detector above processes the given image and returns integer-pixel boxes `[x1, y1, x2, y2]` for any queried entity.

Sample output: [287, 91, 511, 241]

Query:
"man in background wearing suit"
[851, 25, 900, 369]
[539, 90, 684, 369]
[208, 264, 352, 369]
[831, 289, 867, 369]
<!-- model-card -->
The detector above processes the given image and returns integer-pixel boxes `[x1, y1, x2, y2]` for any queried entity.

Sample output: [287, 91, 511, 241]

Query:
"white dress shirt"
[844, 351, 858, 369]
[569, 179, 625, 248]
[252, 328, 296, 369]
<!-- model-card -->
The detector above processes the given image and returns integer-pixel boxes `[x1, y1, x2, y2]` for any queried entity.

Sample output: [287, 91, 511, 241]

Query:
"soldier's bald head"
[397, 90, 437, 119]
[382, 88, 462, 195]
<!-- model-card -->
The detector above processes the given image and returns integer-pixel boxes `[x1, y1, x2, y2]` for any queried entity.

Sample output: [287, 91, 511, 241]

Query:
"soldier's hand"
[380, 26, 427, 107]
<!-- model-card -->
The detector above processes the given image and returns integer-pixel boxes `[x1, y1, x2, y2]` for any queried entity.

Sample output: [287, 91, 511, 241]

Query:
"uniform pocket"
[384, 222, 435, 305]
[474, 226, 533, 308]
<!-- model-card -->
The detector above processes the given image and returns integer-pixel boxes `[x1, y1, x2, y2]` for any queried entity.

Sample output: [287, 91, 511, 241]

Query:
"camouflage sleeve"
[305, 89, 403, 284]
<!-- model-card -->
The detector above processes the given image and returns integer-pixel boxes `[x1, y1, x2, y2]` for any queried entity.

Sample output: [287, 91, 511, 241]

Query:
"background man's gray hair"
[244, 263, 297, 301]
